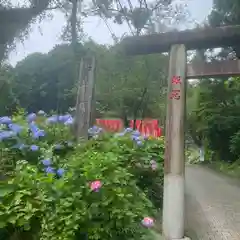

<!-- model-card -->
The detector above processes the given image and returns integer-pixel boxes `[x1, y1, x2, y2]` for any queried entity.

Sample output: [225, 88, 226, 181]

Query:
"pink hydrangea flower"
[142, 217, 154, 228]
[151, 163, 157, 170]
[90, 180, 102, 192]
[150, 160, 157, 171]
[150, 160, 156, 165]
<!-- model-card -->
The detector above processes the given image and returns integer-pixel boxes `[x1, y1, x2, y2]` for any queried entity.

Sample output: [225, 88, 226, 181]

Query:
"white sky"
[8, 0, 213, 66]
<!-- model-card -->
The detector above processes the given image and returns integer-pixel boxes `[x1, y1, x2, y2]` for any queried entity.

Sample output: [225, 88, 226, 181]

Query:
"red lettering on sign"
[170, 89, 180, 100]
[172, 76, 181, 84]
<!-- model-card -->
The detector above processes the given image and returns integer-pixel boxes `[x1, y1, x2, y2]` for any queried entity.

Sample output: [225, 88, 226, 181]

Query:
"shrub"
[100, 134, 164, 209]
[0, 113, 164, 240]
[230, 130, 240, 160]
[0, 151, 155, 240]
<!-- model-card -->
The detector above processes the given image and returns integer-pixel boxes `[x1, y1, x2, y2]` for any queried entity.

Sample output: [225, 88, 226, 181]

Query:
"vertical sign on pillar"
[162, 44, 187, 239]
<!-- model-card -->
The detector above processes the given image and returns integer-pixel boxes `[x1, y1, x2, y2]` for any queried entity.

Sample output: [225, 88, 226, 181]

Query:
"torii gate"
[122, 25, 240, 240]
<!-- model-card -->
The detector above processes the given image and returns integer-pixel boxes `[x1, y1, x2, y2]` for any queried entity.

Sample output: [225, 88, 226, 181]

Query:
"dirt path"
[185, 165, 240, 240]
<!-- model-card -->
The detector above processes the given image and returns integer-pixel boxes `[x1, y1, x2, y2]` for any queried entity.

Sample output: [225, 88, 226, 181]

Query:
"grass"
[203, 160, 240, 178]
[186, 147, 240, 178]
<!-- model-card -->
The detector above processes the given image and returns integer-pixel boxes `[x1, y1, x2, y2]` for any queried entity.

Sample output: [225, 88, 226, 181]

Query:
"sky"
[8, 0, 213, 66]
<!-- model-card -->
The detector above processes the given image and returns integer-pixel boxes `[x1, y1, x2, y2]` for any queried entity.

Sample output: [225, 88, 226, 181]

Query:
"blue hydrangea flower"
[0, 131, 16, 141]
[64, 117, 74, 125]
[8, 124, 23, 134]
[46, 115, 58, 124]
[136, 140, 143, 146]
[88, 126, 102, 136]
[124, 128, 133, 133]
[58, 115, 65, 122]
[59, 114, 72, 123]
[30, 145, 39, 151]
[27, 113, 37, 122]
[132, 130, 141, 137]
[131, 135, 140, 141]
[29, 122, 38, 132]
[0, 116, 12, 124]
[56, 168, 65, 177]
[32, 129, 45, 139]
[45, 167, 55, 174]
[42, 159, 51, 166]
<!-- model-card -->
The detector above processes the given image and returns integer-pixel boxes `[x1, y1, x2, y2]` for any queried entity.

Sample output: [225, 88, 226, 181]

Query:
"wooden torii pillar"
[122, 25, 240, 240]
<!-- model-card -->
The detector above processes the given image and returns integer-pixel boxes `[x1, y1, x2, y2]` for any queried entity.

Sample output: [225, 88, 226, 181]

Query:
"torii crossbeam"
[121, 25, 240, 240]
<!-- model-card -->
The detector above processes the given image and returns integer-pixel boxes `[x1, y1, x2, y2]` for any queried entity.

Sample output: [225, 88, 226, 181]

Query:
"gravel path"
[185, 165, 240, 240]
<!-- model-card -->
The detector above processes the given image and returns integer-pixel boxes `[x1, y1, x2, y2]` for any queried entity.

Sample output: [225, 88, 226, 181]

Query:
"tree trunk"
[71, 0, 78, 49]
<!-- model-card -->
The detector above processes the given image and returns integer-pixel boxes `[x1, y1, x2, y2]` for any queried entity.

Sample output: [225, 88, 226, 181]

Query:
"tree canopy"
[0, 41, 168, 125]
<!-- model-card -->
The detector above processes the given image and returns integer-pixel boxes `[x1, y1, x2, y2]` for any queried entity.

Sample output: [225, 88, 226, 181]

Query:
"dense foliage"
[187, 77, 240, 163]
[0, 111, 164, 240]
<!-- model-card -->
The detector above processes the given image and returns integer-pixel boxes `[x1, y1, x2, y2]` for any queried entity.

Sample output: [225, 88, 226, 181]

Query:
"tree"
[86, 42, 168, 126]
[0, 64, 18, 115]
[0, 0, 57, 63]
[10, 40, 168, 125]
[186, 77, 240, 162]
[208, 0, 240, 58]
[12, 44, 85, 113]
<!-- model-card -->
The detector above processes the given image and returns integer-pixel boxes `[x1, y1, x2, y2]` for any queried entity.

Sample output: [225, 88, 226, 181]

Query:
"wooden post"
[74, 54, 96, 140]
[88, 56, 96, 127]
[163, 44, 187, 239]
[86, 55, 96, 127]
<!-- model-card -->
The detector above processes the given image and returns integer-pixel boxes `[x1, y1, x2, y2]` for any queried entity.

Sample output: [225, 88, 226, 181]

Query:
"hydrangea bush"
[0, 110, 164, 240]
